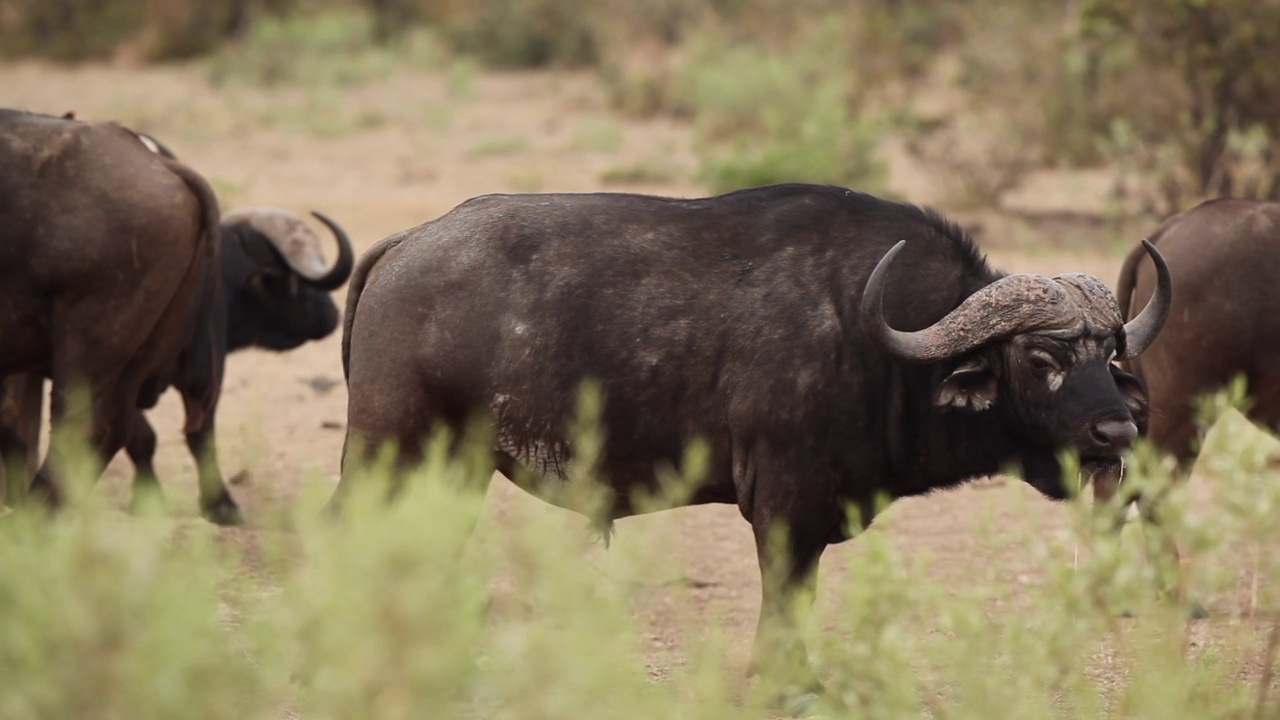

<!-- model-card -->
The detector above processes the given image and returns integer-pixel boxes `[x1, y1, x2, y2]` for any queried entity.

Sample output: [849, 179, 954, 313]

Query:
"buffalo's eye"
[1027, 350, 1059, 373]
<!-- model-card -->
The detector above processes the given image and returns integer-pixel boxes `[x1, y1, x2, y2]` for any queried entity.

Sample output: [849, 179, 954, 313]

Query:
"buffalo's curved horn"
[1120, 239, 1172, 359]
[228, 208, 354, 291]
[861, 241, 1080, 363]
[304, 210, 355, 291]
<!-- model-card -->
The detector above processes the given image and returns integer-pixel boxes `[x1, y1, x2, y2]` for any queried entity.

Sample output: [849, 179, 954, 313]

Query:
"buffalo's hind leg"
[186, 420, 242, 526]
[0, 373, 43, 507]
[27, 364, 137, 509]
[124, 410, 166, 513]
[332, 363, 491, 512]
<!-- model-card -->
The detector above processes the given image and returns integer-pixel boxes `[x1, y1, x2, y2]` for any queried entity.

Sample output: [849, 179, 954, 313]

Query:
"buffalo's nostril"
[1091, 419, 1138, 450]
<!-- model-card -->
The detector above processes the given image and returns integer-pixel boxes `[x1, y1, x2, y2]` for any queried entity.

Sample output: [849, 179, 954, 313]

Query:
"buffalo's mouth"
[1082, 455, 1125, 500]
[1082, 455, 1123, 475]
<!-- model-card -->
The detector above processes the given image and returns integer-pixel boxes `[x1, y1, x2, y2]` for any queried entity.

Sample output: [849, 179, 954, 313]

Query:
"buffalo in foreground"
[0, 110, 354, 523]
[1118, 197, 1280, 469]
[336, 183, 1171, 688]
[0, 206, 354, 521]
[0, 109, 220, 511]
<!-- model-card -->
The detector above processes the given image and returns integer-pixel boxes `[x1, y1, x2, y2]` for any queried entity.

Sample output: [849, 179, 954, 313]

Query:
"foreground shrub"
[2, 387, 1280, 717]
[0, 507, 270, 719]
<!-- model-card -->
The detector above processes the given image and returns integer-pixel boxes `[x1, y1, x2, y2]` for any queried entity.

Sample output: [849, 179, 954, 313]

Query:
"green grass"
[3, 387, 1280, 718]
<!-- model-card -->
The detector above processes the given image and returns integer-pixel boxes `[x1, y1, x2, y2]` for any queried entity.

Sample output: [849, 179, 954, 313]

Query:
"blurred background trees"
[2, 0, 1277, 215]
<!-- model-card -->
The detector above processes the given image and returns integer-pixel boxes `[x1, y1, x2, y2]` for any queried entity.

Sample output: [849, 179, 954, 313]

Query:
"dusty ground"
[6, 59, 1278, 698]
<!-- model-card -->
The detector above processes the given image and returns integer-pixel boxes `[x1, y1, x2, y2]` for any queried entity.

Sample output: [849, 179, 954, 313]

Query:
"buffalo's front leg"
[742, 450, 843, 702]
[749, 523, 826, 688]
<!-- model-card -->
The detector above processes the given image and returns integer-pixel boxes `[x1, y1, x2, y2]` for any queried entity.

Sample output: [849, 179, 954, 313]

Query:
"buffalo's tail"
[341, 235, 404, 382]
[161, 158, 226, 432]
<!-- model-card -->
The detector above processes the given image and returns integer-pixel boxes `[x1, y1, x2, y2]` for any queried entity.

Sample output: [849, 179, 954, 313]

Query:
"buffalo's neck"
[217, 236, 253, 353]
[886, 367, 1032, 497]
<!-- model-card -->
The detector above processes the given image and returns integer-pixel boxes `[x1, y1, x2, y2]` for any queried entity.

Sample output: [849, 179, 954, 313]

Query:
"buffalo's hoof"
[201, 494, 245, 526]
[1188, 601, 1210, 620]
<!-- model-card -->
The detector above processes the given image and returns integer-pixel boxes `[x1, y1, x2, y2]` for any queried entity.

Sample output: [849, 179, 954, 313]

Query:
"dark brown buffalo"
[0, 108, 221, 510]
[0, 374, 41, 503]
[336, 184, 1171, 688]
[0, 206, 354, 521]
[1118, 197, 1280, 467]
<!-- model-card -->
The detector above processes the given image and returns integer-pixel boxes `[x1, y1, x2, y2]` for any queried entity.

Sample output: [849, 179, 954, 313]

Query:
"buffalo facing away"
[337, 184, 1171, 685]
[0, 207, 353, 522]
[0, 109, 220, 510]
[0, 110, 354, 522]
[1118, 197, 1280, 469]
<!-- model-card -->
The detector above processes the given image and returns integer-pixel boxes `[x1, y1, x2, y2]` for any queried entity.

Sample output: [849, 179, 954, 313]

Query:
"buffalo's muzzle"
[1087, 418, 1138, 456]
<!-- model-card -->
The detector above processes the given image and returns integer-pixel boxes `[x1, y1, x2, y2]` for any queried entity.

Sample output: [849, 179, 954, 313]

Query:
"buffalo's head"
[862, 240, 1172, 499]
[221, 208, 355, 352]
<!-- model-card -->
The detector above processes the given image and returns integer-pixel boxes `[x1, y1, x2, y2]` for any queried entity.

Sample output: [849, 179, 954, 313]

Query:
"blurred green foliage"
[2, 0, 1279, 208]
[445, 0, 598, 68]
[679, 20, 886, 192]
[1083, 0, 1280, 213]
[207, 9, 395, 87]
[2, 385, 1280, 716]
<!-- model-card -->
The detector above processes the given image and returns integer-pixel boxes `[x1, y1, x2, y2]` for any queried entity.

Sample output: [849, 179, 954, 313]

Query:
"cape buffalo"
[0, 108, 220, 511]
[0, 206, 354, 522]
[336, 183, 1171, 686]
[1117, 197, 1280, 467]
[0, 110, 355, 523]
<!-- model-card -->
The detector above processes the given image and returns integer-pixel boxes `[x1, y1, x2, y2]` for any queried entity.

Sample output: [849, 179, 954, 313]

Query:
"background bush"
[6, 0, 1279, 212]
[678, 19, 887, 192]
[1082, 0, 1280, 213]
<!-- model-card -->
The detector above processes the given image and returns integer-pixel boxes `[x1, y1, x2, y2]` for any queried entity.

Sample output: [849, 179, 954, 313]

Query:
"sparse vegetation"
[11, 2, 1280, 716]
[678, 20, 888, 192]
[4, 387, 1280, 717]
[599, 160, 677, 186]
[207, 9, 396, 88]
[8, 0, 1278, 214]
[468, 136, 531, 158]
[1081, 0, 1280, 215]
[443, 0, 599, 69]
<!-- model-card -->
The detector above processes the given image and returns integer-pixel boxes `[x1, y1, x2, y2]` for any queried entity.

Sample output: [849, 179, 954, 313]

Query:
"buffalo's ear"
[935, 355, 998, 412]
[1110, 364, 1150, 435]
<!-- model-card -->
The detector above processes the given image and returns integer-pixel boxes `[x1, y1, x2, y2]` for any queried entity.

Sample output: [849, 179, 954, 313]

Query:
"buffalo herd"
[2, 106, 1278, 687]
